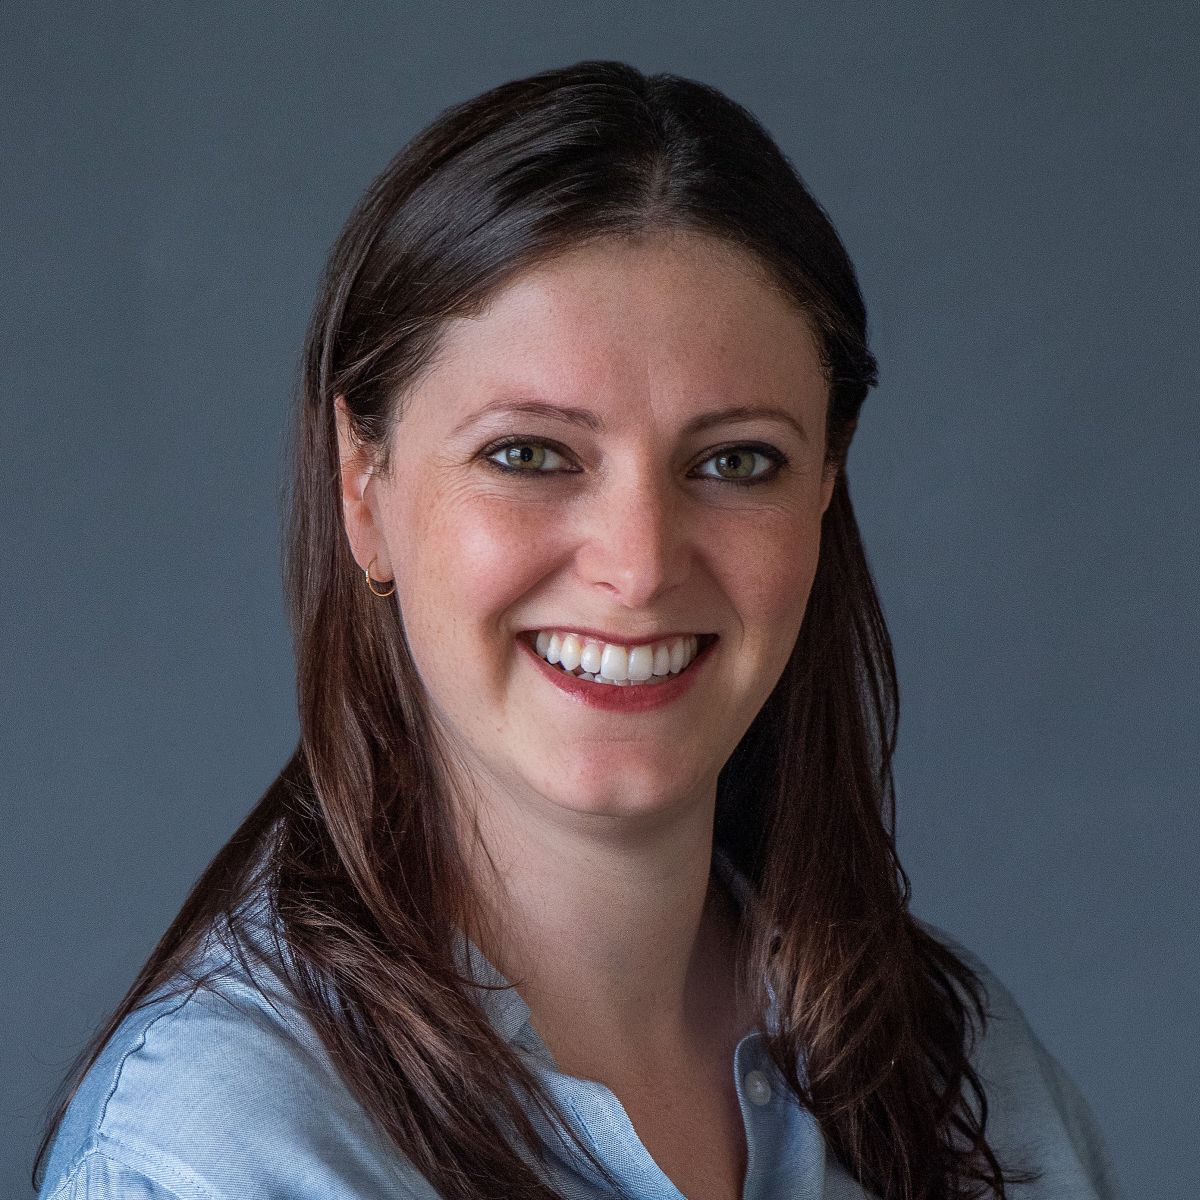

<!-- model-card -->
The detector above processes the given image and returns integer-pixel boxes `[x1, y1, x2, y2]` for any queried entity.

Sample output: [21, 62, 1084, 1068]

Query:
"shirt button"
[743, 1069, 772, 1106]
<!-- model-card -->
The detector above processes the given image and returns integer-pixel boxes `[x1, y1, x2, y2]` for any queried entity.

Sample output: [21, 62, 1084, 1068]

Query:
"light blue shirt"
[39, 852, 1122, 1198]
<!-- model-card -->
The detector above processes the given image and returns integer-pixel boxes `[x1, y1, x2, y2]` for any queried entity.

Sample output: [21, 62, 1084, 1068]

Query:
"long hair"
[35, 61, 1040, 1199]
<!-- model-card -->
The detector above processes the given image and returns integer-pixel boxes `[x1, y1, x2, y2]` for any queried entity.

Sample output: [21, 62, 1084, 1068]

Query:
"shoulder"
[913, 917, 1124, 1200]
[39, 930, 439, 1200]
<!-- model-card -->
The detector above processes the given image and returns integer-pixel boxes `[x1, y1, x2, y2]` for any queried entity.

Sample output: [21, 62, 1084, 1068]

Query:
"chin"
[535, 762, 704, 821]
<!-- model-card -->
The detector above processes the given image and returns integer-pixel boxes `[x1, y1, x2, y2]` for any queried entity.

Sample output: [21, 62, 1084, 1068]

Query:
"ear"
[334, 395, 391, 580]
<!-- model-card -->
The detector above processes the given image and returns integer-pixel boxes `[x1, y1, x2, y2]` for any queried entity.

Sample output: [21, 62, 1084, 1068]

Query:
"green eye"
[485, 440, 571, 473]
[480, 437, 786, 488]
[705, 449, 756, 480]
[694, 446, 784, 486]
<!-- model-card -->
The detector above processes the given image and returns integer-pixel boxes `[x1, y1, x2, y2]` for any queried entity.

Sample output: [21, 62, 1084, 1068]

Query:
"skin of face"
[336, 229, 835, 841]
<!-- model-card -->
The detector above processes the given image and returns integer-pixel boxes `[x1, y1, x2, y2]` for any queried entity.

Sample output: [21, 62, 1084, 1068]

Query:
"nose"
[574, 464, 691, 609]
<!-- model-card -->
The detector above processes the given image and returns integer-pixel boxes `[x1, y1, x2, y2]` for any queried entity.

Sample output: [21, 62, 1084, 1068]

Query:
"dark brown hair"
[35, 60, 1040, 1199]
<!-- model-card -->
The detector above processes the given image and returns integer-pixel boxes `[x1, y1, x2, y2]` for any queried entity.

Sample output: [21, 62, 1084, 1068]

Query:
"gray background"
[4, 2, 1195, 1195]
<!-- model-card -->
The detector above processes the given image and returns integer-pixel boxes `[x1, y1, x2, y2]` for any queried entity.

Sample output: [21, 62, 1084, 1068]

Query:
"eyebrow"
[451, 398, 809, 442]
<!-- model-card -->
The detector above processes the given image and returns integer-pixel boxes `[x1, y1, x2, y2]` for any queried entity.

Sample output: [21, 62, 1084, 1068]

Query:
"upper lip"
[519, 627, 718, 648]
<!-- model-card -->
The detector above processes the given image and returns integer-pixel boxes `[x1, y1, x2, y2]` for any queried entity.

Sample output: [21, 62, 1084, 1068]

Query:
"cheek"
[396, 491, 556, 637]
[718, 509, 824, 632]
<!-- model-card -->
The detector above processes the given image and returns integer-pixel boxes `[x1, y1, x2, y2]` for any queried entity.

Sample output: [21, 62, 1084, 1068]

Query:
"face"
[336, 230, 835, 834]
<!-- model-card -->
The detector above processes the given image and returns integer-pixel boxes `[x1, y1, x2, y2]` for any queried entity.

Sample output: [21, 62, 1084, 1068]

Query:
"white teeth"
[627, 645, 655, 681]
[599, 643, 629, 682]
[579, 670, 668, 686]
[559, 633, 582, 672]
[580, 640, 602, 674]
[529, 629, 707, 685]
[668, 637, 686, 673]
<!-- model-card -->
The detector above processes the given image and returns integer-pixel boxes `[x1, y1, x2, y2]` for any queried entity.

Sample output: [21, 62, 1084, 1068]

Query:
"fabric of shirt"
[38, 850, 1123, 1199]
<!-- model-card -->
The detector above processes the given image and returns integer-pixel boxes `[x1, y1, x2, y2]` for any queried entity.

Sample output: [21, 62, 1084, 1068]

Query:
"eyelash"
[478, 436, 789, 488]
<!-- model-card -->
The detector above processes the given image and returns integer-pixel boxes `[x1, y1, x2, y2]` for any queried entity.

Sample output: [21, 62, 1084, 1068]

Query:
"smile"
[516, 631, 719, 713]
[529, 629, 717, 685]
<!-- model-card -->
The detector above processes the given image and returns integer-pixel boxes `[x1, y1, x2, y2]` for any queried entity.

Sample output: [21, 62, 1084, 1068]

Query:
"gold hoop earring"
[365, 556, 395, 598]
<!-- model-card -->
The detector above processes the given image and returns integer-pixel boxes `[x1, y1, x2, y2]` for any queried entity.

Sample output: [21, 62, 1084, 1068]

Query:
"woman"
[33, 61, 1120, 1200]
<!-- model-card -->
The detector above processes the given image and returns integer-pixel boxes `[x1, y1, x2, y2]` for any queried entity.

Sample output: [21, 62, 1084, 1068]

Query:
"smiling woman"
[33, 61, 1120, 1200]
[334, 231, 835, 820]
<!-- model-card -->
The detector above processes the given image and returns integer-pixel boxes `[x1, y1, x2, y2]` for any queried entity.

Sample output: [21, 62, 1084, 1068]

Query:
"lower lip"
[516, 636, 718, 713]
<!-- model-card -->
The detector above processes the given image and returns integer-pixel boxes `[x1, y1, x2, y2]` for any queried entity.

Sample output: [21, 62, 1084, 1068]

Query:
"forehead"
[412, 230, 826, 418]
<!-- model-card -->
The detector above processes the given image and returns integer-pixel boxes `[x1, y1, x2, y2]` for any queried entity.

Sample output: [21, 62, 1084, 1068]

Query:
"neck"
[460, 787, 747, 1075]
